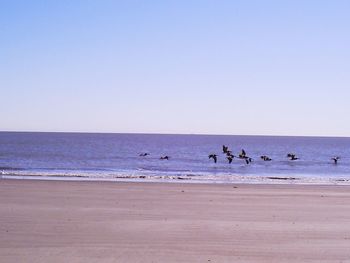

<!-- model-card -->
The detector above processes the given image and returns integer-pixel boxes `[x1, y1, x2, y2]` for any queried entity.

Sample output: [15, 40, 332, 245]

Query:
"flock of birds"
[208, 145, 299, 164]
[139, 144, 341, 165]
[140, 152, 170, 160]
[209, 145, 252, 164]
[209, 145, 341, 165]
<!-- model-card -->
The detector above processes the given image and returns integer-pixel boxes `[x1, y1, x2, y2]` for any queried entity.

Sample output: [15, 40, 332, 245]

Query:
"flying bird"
[139, 153, 150, 157]
[260, 155, 272, 161]
[222, 145, 229, 154]
[239, 149, 247, 158]
[160, 156, 170, 160]
[225, 150, 232, 156]
[238, 155, 252, 164]
[287, 153, 299, 160]
[236, 149, 251, 164]
[244, 157, 253, 164]
[209, 154, 217, 163]
[331, 156, 340, 164]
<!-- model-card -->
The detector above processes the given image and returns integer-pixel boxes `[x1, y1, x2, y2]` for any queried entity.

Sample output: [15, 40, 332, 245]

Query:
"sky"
[1, 0, 349, 136]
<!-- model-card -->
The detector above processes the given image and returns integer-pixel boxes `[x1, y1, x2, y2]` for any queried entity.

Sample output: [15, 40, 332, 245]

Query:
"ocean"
[1, 132, 350, 184]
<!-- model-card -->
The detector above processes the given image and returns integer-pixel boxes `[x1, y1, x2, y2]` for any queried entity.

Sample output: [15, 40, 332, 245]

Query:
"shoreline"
[2, 172, 350, 186]
[1, 179, 350, 262]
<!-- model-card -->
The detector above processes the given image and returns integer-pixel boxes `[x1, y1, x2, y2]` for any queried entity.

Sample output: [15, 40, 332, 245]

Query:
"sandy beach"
[1, 179, 350, 262]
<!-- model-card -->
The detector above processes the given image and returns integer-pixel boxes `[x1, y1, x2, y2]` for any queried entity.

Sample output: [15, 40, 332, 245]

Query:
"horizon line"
[0, 130, 349, 139]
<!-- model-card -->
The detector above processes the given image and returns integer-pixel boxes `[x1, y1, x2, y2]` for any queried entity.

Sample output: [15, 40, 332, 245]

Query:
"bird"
[225, 150, 232, 156]
[222, 145, 229, 154]
[260, 155, 272, 161]
[287, 153, 299, 160]
[331, 156, 340, 164]
[160, 156, 170, 160]
[139, 153, 150, 157]
[236, 149, 251, 164]
[209, 154, 217, 163]
[237, 155, 252, 164]
[239, 149, 246, 158]
[244, 157, 253, 164]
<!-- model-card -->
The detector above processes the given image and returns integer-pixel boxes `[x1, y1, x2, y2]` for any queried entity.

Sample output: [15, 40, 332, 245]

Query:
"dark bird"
[260, 155, 272, 161]
[239, 149, 246, 158]
[244, 157, 253, 164]
[225, 150, 232, 156]
[209, 154, 217, 163]
[238, 155, 252, 164]
[227, 155, 234, 164]
[237, 148, 251, 164]
[287, 153, 299, 160]
[331, 156, 340, 164]
[139, 153, 150, 157]
[222, 145, 229, 154]
[160, 155, 170, 160]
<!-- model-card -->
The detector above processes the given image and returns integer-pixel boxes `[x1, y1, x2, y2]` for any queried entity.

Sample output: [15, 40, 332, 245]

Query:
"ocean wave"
[2, 169, 350, 186]
[0, 166, 24, 171]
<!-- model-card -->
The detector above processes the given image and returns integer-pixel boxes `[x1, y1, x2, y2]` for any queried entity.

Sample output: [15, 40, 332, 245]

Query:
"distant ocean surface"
[1, 132, 350, 184]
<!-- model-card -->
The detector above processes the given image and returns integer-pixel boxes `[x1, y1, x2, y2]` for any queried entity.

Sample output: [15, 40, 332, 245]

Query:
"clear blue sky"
[1, 0, 349, 136]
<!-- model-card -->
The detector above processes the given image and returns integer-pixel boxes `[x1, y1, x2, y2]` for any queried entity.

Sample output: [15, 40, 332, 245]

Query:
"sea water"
[1, 132, 350, 184]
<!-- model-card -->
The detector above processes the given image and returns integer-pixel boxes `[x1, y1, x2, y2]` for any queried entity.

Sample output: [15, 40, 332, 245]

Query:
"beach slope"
[1, 179, 350, 262]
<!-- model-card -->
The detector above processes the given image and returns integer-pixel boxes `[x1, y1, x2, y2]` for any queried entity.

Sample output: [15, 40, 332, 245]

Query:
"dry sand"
[1, 179, 350, 263]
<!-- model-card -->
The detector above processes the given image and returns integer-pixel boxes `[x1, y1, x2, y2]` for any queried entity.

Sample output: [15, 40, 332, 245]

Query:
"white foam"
[2, 171, 350, 186]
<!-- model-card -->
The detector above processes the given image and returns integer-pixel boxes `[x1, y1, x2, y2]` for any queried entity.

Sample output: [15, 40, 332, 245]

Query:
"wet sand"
[1, 179, 350, 262]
